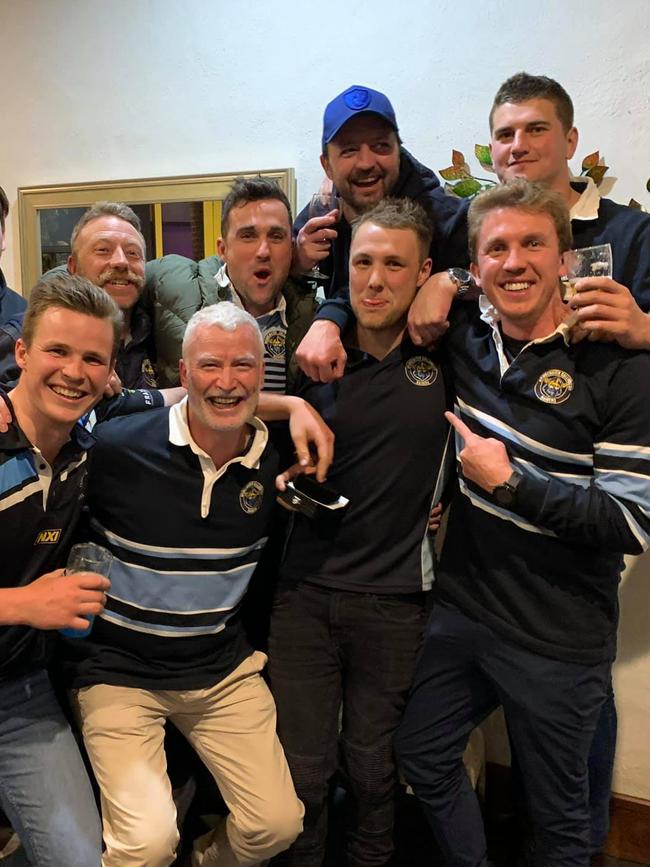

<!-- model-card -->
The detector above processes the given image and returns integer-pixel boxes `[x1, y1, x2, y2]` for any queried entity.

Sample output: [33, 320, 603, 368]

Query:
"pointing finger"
[445, 411, 476, 441]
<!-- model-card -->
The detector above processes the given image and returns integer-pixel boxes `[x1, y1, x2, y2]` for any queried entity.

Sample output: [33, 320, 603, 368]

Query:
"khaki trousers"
[73, 651, 303, 867]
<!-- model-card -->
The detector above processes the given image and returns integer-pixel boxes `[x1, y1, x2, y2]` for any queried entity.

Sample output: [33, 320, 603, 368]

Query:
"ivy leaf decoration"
[587, 165, 609, 186]
[452, 149, 466, 167]
[440, 164, 471, 181]
[475, 144, 494, 171]
[581, 151, 600, 171]
[628, 199, 642, 210]
[453, 178, 483, 198]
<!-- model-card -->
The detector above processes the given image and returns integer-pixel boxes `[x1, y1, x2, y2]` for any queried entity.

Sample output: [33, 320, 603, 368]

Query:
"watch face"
[449, 268, 473, 296]
[493, 471, 521, 507]
[493, 484, 515, 507]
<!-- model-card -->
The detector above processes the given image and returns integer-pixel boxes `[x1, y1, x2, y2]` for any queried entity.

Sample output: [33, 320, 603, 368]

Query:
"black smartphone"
[292, 475, 342, 506]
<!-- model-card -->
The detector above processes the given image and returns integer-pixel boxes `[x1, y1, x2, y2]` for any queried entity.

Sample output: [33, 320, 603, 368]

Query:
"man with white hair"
[63, 302, 304, 867]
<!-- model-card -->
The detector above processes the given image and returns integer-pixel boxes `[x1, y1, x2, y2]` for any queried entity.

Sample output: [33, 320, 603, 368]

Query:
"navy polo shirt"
[0, 391, 95, 681]
[281, 337, 452, 594]
[439, 301, 650, 663]
[63, 402, 280, 690]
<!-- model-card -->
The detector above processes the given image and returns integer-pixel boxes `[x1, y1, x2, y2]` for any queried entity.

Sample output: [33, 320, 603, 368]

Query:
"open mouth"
[99, 269, 143, 291]
[352, 175, 382, 190]
[206, 395, 246, 409]
[103, 278, 138, 294]
[254, 268, 272, 282]
[49, 385, 87, 401]
[501, 281, 533, 293]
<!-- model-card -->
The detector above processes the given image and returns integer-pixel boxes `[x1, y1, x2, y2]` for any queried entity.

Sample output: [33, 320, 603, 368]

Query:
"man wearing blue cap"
[292, 85, 468, 379]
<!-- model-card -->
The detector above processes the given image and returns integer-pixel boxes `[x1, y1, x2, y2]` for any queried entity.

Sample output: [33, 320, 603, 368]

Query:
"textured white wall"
[1, 0, 649, 798]
[1, 0, 648, 288]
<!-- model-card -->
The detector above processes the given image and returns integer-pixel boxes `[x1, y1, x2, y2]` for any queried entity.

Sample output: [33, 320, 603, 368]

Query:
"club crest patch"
[141, 358, 157, 387]
[239, 481, 264, 514]
[405, 356, 438, 387]
[534, 369, 574, 404]
[264, 328, 286, 359]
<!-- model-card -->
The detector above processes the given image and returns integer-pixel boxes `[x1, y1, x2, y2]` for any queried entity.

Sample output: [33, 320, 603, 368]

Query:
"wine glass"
[307, 190, 343, 281]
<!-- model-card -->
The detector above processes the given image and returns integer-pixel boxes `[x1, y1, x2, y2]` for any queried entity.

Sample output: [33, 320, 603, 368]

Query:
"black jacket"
[0, 270, 27, 326]
[293, 147, 469, 304]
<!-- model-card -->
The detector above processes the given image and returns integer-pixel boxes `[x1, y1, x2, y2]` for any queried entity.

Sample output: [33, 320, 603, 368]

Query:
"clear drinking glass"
[307, 191, 343, 280]
[562, 243, 613, 300]
[59, 543, 113, 639]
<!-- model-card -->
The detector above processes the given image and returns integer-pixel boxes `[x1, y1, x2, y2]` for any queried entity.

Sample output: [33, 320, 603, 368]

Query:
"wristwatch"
[492, 469, 523, 508]
[448, 268, 476, 298]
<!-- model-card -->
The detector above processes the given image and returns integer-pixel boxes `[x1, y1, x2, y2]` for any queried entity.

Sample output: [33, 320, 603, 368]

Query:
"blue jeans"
[0, 669, 102, 867]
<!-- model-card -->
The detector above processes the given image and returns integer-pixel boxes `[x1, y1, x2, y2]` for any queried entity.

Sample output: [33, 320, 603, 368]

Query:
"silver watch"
[448, 268, 476, 298]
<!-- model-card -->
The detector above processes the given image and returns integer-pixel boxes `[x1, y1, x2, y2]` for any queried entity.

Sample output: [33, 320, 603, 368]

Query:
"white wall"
[1, 0, 649, 798]
[1, 0, 649, 290]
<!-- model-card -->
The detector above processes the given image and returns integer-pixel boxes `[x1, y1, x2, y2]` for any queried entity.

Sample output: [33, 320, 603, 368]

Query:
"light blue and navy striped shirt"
[63, 399, 278, 690]
[438, 299, 650, 664]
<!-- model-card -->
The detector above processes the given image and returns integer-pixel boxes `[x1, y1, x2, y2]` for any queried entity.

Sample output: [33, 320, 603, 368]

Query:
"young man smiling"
[395, 180, 650, 867]
[407, 73, 650, 353]
[269, 199, 451, 867]
[0, 273, 121, 867]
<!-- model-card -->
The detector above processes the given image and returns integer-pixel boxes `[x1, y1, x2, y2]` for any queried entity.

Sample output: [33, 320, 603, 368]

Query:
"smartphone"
[277, 475, 349, 518]
[292, 475, 343, 506]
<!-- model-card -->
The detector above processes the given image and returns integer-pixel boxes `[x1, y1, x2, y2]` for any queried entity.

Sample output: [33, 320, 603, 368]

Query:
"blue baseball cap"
[322, 85, 398, 150]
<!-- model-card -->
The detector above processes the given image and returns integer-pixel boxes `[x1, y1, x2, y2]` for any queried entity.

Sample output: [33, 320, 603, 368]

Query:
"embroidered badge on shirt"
[141, 358, 157, 387]
[239, 481, 264, 514]
[264, 328, 286, 359]
[34, 529, 61, 545]
[534, 369, 574, 404]
[405, 356, 438, 387]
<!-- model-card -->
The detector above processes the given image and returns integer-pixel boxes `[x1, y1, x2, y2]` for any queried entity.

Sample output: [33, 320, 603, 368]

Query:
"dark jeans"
[395, 603, 611, 867]
[588, 686, 617, 852]
[268, 582, 428, 867]
[510, 683, 617, 856]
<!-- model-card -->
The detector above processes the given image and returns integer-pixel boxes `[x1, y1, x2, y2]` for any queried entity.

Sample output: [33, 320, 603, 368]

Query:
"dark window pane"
[39, 207, 86, 273]
[129, 204, 156, 260]
[161, 202, 204, 259]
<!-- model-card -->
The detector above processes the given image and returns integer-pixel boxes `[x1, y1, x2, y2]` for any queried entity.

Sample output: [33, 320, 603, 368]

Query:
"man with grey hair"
[62, 301, 304, 867]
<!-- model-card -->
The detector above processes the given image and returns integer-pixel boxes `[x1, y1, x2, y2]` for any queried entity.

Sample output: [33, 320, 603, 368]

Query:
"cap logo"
[344, 87, 371, 111]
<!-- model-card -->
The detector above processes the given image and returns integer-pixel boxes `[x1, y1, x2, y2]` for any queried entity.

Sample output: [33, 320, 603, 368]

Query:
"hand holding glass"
[307, 191, 343, 280]
[59, 543, 113, 638]
[562, 243, 613, 300]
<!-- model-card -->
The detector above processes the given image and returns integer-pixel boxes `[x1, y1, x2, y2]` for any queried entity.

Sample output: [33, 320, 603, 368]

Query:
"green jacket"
[143, 255, 318, 388]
